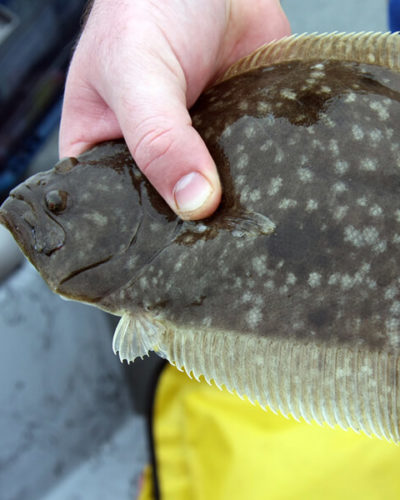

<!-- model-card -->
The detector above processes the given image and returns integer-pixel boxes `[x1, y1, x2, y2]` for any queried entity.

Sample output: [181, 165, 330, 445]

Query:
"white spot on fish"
[344, 225, 380, 248]
[390, 301, 400, 316]
[223, 126, 232, 137]
[374, 240, 387, 254]
[257, 101, 270, 113]
[369, 100, 390, 120]
[360, 158, 377, 171]
[280, 88, 297, 100]
[344, 92, 357, 103]
[321, 115, 336, 128]
[341, 274, 355, 290]
[386, 128, 394, 140]
[297, 167, 313, 183]
[202, 317, 212, 327]
[288, 134, 300, 146]
[310, 71, 325, 79]
[275, 148, 284, 163]
[308, 272, 322, 288]
[174, 259, 184, 271]
[294, 114, 307, 123]
[268, 176, 283, 196]
[386, 319, 400, 348]
[299, 155, 308, 166]
[369, 129, 382, 143]
[241, 291, 253, 304]
[344, 226, 364, 247]
[139, 276, 148, 290]
[279, 199, 297, 209]
[333, 205, 349, 221]
[260, 139, 273, 152]
[264, 280, 275, 290]
[279, 285, 289, 295]
[357, 197, 368, 207]
[244, 124, 256, 139]
[329, 139, 339, 155]
[328, 273, 340, 286]
[246, 307, 263, 328]
[236, 174, 246, 186]
[252, 256, 267, 276]
[320, 85, 331, 93]
[369, 204, 383, 217]
[249, 189, 261, 202]
[86, 212, 109, 226]
[237, 153, 249, 169]
[332, 182, 347, 194]
[306, 199, 318, 212]
[127, 256, 138, 270]
[352, 124, 364, 140]
[286, 273, 297, 285]
[363, 227, 379, 246]
[334, 159, 349, 175]
[385, 285, 398, 301]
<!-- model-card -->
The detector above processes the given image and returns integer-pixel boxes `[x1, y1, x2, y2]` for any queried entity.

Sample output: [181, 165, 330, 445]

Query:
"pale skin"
[59, 0, 290, 220]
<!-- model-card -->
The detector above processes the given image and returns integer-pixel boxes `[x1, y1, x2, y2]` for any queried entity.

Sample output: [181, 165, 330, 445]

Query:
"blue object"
[389, 0, 400, 31]
[0, 98, 62, 196]
[0, 0, 86, 201]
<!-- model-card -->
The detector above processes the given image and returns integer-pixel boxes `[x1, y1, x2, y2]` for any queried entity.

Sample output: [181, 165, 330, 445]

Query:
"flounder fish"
[2, 32, 400, 441]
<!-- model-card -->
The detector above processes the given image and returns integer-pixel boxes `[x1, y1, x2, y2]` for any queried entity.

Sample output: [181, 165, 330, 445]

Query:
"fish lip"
[0, 197, 36, 262]
[1, 193, 66, 257]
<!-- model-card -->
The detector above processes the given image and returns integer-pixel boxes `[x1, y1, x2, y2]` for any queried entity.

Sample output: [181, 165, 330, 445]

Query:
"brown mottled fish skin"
[2, 33, 400, 441]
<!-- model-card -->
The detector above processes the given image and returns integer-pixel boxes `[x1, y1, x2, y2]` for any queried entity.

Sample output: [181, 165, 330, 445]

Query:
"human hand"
[59, 0, 290, 219]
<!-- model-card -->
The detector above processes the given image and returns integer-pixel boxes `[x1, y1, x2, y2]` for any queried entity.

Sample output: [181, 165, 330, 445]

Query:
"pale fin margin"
[160, 325, 399, 443]
[217, 32, 400, 84]
[112, 313, 400, 442]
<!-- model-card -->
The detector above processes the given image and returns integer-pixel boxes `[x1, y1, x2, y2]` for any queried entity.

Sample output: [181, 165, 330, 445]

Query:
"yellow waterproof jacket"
[139, 363, 400, 500]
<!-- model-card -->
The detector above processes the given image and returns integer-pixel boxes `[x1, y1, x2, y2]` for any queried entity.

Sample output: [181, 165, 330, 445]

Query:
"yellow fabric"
[138, 364, 400, 500]
[139, 465, 154, 500]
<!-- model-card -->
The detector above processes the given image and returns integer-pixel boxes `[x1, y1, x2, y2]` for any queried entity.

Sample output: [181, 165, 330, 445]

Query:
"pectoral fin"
[222, 212, 275, 238]
[182, 211, 275, 240]
[112, 312, 165, 362]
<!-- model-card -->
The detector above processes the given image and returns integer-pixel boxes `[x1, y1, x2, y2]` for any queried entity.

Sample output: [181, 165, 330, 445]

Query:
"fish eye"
[45, 190, 68, 214]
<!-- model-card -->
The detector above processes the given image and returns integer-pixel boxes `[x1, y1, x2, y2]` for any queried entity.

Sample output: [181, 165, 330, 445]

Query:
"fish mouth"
[0, 196, 35, 261]
[0, 191, 65, 262]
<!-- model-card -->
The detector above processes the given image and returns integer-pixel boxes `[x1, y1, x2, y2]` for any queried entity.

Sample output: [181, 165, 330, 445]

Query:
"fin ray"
[112, 311, 400, 442]
[112, 312, 165, 363]
[155, 324, 400, 442]
[217, 32, 400, 85]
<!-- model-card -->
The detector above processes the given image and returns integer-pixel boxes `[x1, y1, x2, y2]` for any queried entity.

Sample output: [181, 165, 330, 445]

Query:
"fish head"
[0, 141, 177, 306]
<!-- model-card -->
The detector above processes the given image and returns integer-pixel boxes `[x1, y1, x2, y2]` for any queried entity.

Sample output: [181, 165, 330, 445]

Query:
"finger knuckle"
[133, 122, 175, 173]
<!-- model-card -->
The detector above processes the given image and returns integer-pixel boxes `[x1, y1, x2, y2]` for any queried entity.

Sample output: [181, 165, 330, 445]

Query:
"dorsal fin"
[217, 32, 400, 84]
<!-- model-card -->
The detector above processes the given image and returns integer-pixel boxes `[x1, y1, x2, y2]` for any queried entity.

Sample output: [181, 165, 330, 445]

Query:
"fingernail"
[173, 172, 213, 215]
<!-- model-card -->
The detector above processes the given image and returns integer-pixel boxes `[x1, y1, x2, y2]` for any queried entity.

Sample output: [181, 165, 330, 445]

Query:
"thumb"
[114, 82, 221, 221]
